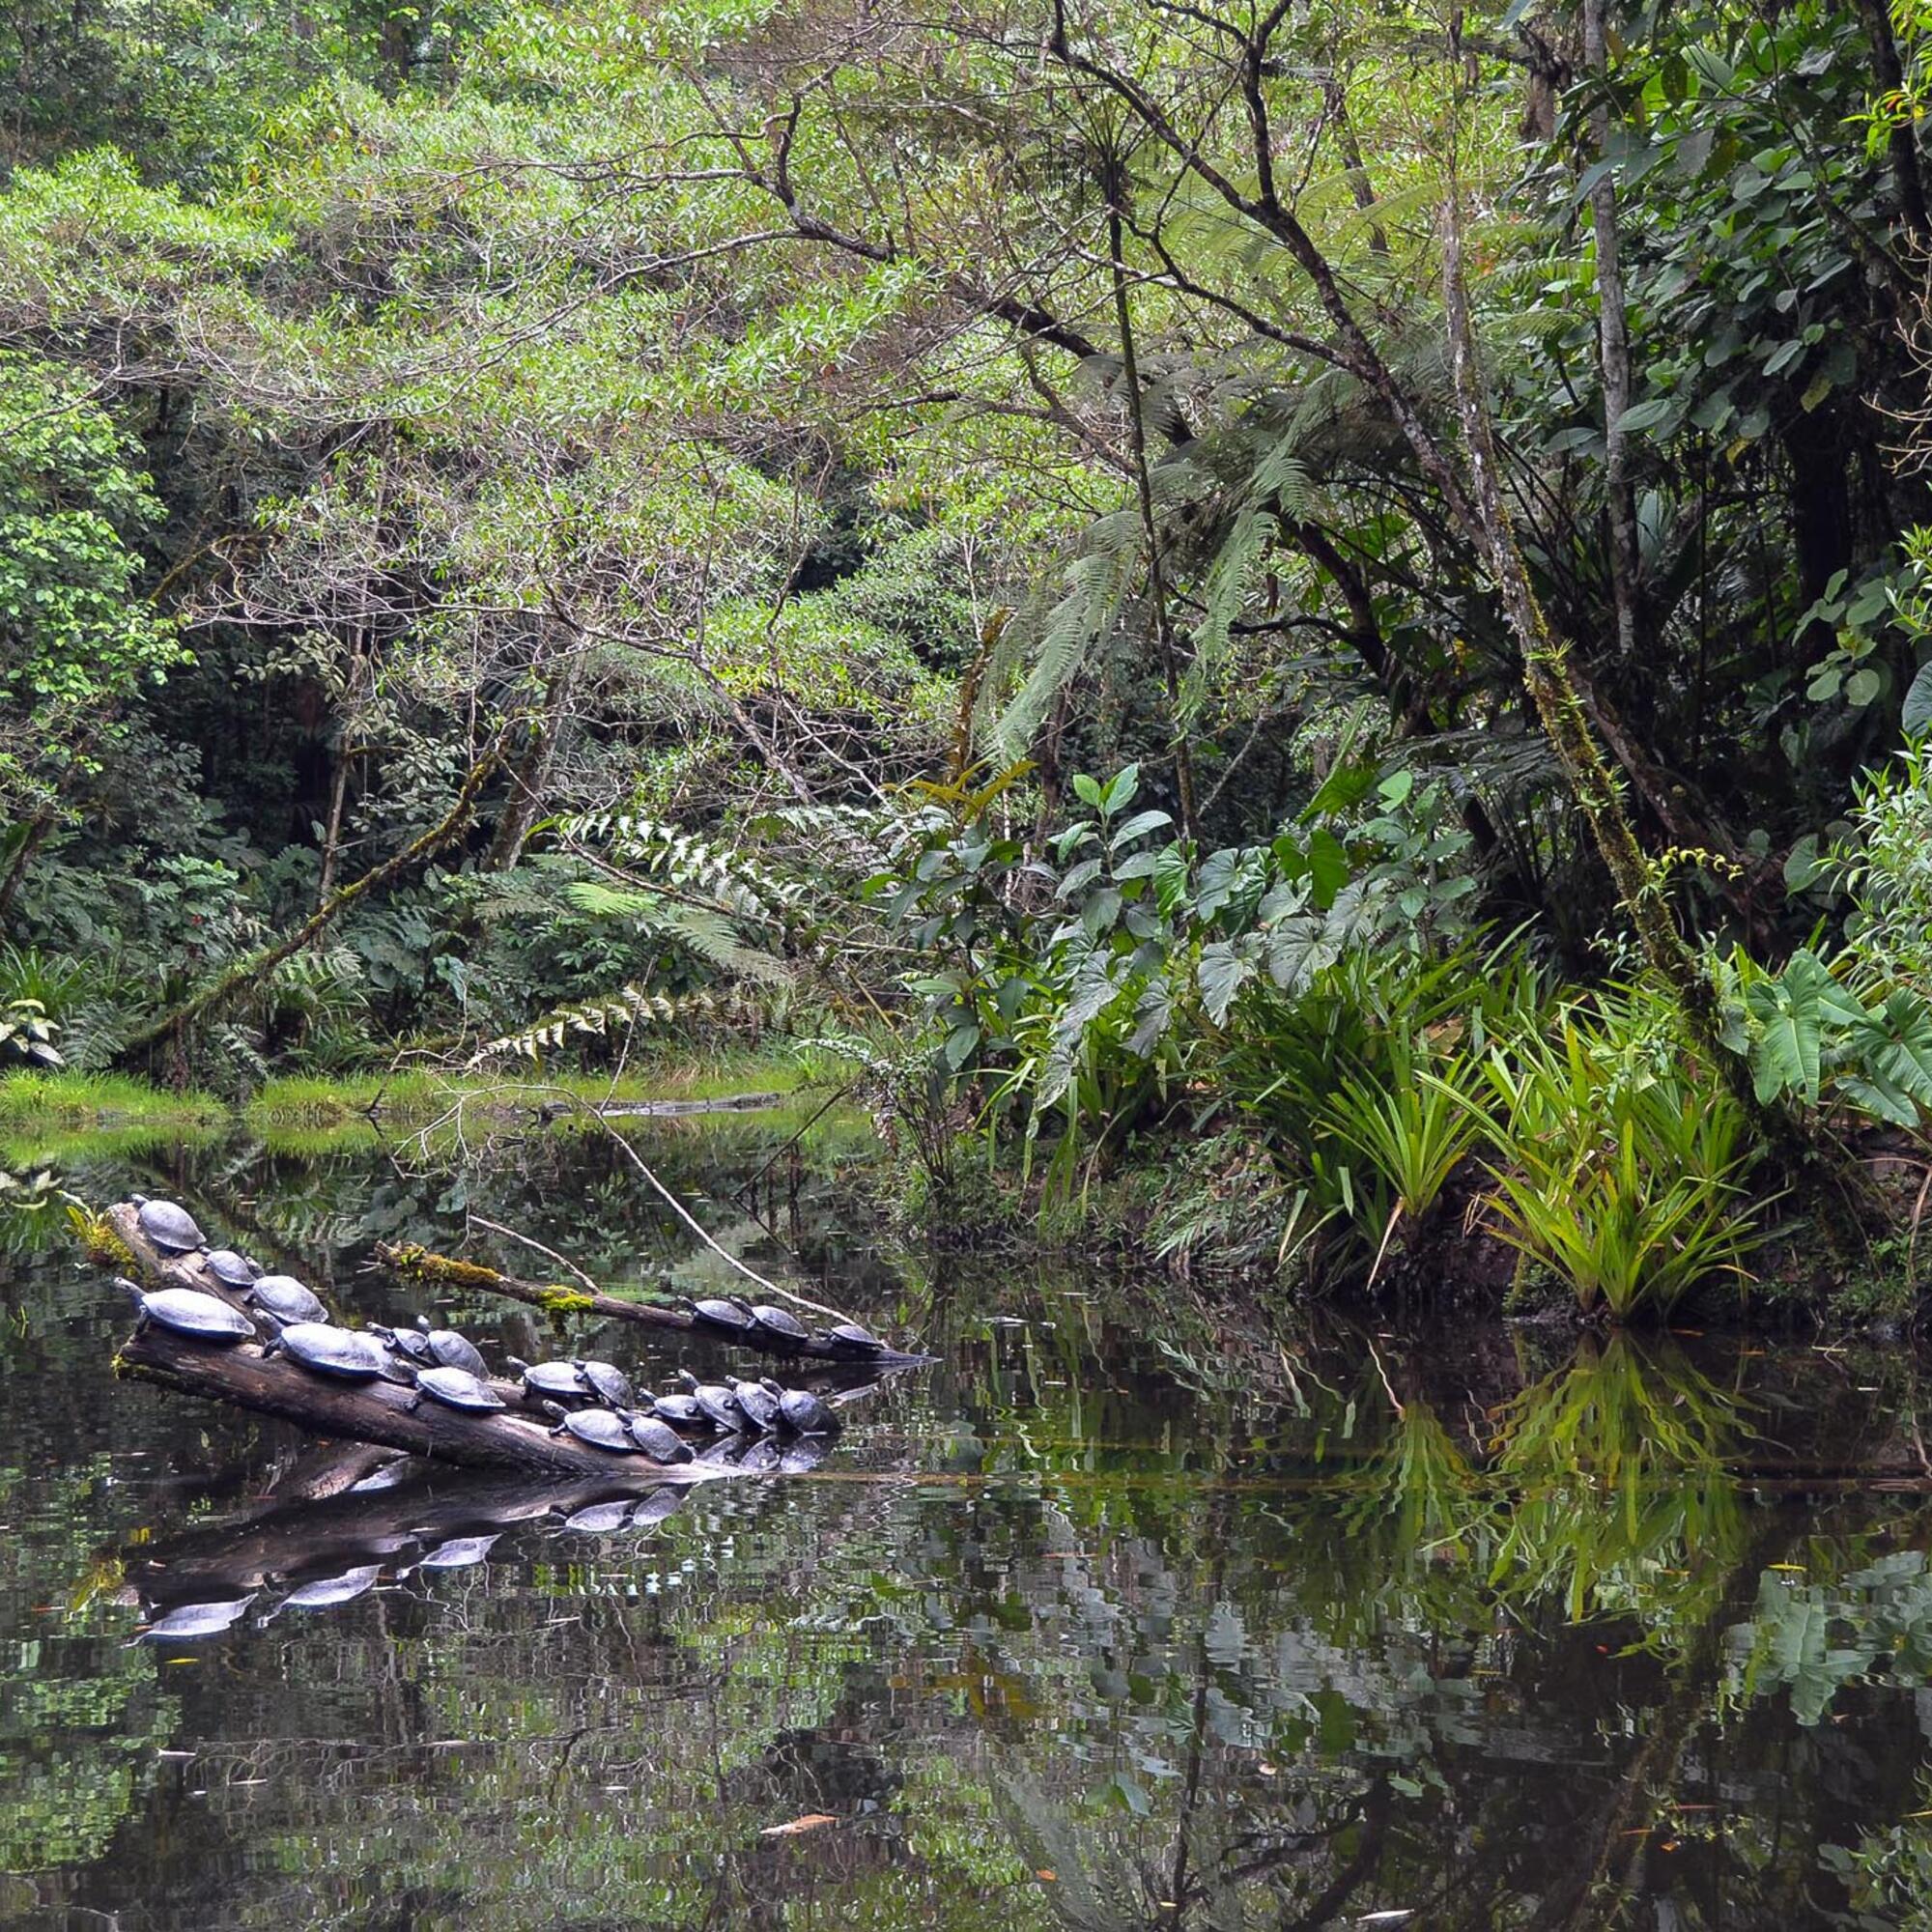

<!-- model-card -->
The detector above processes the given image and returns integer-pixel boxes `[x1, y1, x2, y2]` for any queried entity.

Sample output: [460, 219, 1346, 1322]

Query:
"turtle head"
[761, 1377, 784, 1396]
[414, 1314, 433, 1335]
[112, 1277, 145, 1307]
[505, 1355, 530, 1377]
[676, 1369, 699, 1391]
[128, 1193, 149, 1209]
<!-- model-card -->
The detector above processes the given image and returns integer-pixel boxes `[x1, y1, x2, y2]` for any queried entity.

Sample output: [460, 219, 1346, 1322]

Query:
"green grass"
[0, 1070, 225, 1131]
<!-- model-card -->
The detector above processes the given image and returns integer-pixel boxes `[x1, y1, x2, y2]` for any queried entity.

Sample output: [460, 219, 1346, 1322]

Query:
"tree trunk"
[1583, 0, 1643, 668]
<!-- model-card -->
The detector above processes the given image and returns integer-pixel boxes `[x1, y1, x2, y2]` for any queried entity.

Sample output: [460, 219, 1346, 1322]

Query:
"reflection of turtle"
[247, 1274, 327, 1324]
[409, 1365, 505, 1414]
[129, 1195, 206, 1255]
[417, 1534, 498, 1570]
[261, 1318, 392, 1381]
[136, 1596, 256, 1642]
[114, 1278, 254, 1345]
[271, 1564, 383, 1613]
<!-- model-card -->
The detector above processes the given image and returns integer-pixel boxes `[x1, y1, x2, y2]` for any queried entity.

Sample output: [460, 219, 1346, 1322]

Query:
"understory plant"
[1469, 987, 1769, 1321]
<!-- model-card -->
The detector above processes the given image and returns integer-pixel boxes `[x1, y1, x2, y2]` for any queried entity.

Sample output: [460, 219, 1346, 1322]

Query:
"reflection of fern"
[468, 983, 729, 1066]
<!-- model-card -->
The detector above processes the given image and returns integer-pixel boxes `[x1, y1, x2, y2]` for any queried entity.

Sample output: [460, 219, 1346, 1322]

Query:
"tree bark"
[1582, 0, 1643, 668]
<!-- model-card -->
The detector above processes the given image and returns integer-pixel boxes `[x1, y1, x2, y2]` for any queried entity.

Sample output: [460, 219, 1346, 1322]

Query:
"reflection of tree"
[0, 1453, 177, 1876]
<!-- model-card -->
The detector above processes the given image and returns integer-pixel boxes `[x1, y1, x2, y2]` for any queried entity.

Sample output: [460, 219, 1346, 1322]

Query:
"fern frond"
[467, 983, 728, 1067]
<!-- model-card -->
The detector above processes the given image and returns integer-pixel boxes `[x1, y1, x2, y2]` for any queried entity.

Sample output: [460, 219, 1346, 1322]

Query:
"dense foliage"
[4, 0, 1932, 1314]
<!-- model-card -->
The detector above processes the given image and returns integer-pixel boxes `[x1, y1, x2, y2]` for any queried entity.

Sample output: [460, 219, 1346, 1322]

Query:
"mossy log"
[371, 1238, 933, 1367]
[100, 1203, 691, 1477]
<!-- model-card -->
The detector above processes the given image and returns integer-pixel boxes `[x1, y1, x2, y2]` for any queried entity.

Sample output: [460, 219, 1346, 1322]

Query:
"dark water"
[6, 1115, 1932, 1928]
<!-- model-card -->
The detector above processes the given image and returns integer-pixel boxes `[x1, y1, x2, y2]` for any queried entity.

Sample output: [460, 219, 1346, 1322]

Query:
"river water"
[4, 1108, 1932, 1928]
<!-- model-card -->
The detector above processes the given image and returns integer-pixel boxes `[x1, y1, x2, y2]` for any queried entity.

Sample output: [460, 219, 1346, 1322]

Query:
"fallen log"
[371, 1238, 934, 1367]
[95, 1203, 689, 1476]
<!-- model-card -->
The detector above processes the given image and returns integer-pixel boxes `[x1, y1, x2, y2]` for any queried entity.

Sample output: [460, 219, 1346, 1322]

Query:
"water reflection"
[3, 1128, 1932, 1925]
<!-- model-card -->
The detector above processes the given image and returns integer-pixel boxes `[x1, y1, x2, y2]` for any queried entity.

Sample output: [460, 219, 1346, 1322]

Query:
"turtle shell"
[574, 1359, 633, 1407]
[380, 1324, 435, 1363]
[553, 1407, 639, 1454]
[823, 1321, 885, 1356]
[202, 1249, 261, 1289]
[625, 1413, 695, 1463]
[248, 1274, 327, 1324]
[421, 1322, 488, 1378]
[729, 1378, 781, 1433]
[272, 1321, 391, 1380]
[132, 1195, 207, 1255]
[777, 1386, 839, 1436]
[628, 1488, 689, 1528]
[413, 1365, 505, 1413]
[649, 1392, 707, 1428]
[118, 1279, 255, 1344]
[508, 1357, 586, 1402]
[735, 1436, 783, 1475]
[677, 1372, 744, 1432]
[749, 1303, 810, 1349]
[688, 1296, 756, 1335]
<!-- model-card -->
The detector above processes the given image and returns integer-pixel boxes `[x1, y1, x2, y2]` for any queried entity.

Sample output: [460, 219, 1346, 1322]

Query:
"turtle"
[649, 1390, 708, 1428]
[727, 1377, 781, 1435]
[768, 1379, 840, 1437]
[623, 1411, 695, 1463]
[129, 1194, 207, 1256]
[271, 1563, 383, 1613]
[202, 1248, 261, 1290]
[686, 1294, 758, 1338]
[115, 1278, 255, 1346]
[573, 1358, 633, 1408]
[676, 1369, 745, 1433]
[417, 1533, 499, 1570]
[748, 1303, 810, 1351]
[247, 1273, 328, 1324]
[261, 1318, 393, 1381]
[542, 1401, 639, 1454]
[735, 1436, 783, 1475]
[409, 1364, 506, 1414]
[416, 1317, 489, 1378]
[506, 1356, 589, 1405]
[375, 1321, 435, 1365]
[135, 1595, 256, 1643]
[821, 1321, 887, 1358]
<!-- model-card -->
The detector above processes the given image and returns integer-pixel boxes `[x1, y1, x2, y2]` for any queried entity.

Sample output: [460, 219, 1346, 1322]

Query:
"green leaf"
[1197, 941, 1250, 1025]
[1615, 396, 1675, 434]
[1903, 659, 1932, 736]
[1099, 764, 1141, 815]
[1070, 774, 1104, 809]
[1307, 829, 1350, 911]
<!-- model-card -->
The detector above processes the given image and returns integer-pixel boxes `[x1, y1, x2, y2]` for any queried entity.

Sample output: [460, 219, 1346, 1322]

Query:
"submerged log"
[371, 1238, 933, 1366]
[98, 1203, 685, 1476]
